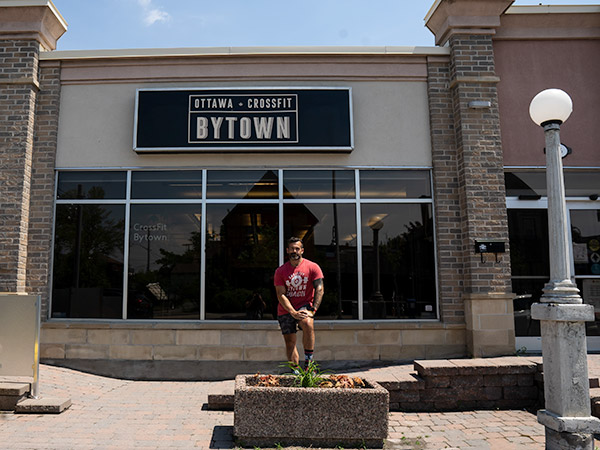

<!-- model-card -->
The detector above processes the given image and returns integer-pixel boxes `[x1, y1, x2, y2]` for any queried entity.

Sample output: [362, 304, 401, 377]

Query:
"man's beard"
[289, 253, 300, 260]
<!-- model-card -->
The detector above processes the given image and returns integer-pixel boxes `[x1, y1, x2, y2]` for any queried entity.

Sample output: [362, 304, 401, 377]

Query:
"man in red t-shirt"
[274, 237, 324, 369]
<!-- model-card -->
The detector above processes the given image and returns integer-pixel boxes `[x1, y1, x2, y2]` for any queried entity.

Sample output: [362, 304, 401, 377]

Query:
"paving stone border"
[383, 357, 540, 412]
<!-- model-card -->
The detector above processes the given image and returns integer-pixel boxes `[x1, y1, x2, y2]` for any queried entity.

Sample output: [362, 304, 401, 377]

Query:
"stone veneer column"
[426, 0, 515, 356]
[0, 2, 66, 294]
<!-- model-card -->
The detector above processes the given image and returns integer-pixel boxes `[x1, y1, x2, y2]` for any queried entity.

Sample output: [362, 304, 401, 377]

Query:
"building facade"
[0, 0, 598, 379]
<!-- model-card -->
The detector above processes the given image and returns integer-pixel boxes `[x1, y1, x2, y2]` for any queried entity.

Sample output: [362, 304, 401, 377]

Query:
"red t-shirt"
[274, 258, 324, 316]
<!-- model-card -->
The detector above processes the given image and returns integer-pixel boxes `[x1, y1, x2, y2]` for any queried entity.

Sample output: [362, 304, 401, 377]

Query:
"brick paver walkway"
[2, 355, 600, 449]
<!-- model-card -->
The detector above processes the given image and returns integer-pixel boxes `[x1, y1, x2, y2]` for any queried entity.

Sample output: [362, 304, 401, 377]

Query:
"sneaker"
[303, 361, 315, 372]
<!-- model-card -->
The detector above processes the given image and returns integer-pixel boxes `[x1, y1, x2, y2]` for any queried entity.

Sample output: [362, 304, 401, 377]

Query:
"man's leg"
[299, 317, 315, 367]
[283, 333, 299, 365]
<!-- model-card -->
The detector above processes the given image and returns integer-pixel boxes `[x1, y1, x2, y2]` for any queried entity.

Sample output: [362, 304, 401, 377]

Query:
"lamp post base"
[545, 428, 595, 450]
[532, 303, 600, 449]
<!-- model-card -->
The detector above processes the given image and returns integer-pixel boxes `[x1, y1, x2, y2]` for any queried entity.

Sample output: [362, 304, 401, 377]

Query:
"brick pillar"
[0, 40, 40, 292]
[0, 3, 66, 293]
[449, 33, 514, 357]
[427, 56, 464, 326]
[426, 0, 515, 357]
[28, 60, 62, 318]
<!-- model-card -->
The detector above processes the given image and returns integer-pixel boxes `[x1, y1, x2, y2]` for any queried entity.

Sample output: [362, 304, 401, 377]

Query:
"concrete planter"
[233, 374, 389, 448]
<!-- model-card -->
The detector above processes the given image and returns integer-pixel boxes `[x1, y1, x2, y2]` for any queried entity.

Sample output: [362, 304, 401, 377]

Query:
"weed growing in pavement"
[515, 346, 528, 356]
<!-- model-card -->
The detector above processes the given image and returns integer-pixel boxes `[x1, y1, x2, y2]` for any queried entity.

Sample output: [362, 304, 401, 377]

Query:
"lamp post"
[529, 89, 600, 449]
[368, 216, 385, 318]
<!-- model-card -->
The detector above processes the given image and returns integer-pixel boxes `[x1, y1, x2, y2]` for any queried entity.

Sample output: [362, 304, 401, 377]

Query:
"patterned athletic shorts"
[277, 305, 310, 335]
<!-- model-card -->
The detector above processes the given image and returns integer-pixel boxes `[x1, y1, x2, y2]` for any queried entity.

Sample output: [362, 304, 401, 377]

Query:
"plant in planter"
[234, 362, 389, 448]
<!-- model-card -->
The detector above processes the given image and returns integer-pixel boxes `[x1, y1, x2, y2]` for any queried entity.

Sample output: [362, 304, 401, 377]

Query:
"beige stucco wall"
[56, 80, 432, 168]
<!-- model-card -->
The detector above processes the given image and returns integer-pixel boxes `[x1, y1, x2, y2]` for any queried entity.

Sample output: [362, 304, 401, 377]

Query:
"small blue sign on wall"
[134, 87, 353, 153]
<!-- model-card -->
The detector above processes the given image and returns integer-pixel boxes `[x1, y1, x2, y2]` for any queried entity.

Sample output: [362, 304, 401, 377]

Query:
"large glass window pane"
[283, 170, 355, 199]
[206, 170, 278, 199]
[508, 209, 549, 277]
[57, 171, 126, 199]
[284, 203, 358, 319]
[360, 170, 431, 199]
[577, 279, 600, 336]
[51, 204, 125, 318]
[571, 209, 600, 336]
[361, 203, 436, 319]
[564, 171, 600, 197]
[205, 203, 278, 319]
[507, 209, 549, 337]
[128, 204, 201, 319]
[571, 209, 600, 276]
[505, 170, 600, 198]
[504, 172, 546, 198]
[131, 171, 203, 199]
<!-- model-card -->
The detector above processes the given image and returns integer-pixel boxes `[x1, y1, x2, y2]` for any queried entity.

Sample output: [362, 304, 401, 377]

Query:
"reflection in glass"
[508, 210, 549, 277]
[507, 209, 549, 336]
[206, 170, 278, 199]
[571, 209, 600, 276]
[131, 171, 203, 199]
[361, 204, 435, 319]
[360, 170, 431, 199]
[284, 203, 358, 319]
[511, 279, 543, 337]
[564, 171, 600, 197]
[504, 172, 546, 198]
[571, 209, 600, 336]
[128, 205, 200, 319]
[283, 170, 355, 199]
[578, 279, 600, 336]
[57, 171, 127, 199]
[205, 204, 278, 319]
[51, 204, 125, 318]
[505, 170, 600, 198]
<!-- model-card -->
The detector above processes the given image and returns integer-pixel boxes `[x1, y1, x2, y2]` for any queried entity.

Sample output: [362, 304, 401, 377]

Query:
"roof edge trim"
[40, 46, 450, 60]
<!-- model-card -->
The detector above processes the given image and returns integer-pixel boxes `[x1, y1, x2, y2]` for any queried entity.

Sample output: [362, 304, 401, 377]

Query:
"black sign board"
[134, 88, 353, 152]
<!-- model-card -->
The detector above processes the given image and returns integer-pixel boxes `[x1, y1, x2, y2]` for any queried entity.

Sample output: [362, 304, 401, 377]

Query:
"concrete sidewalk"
[2, 356, 599, 449]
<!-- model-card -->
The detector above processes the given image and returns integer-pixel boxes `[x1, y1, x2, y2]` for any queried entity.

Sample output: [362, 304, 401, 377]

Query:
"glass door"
[508, 203, 600, 352]
[508, 208, 548, 352]
[570, 207, 600, 344]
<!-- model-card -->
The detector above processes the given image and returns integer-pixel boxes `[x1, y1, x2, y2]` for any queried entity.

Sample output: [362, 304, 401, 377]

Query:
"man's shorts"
[277, 305, 310, 335]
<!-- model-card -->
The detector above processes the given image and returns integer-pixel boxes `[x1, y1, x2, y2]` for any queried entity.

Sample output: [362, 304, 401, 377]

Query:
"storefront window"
[206, 170, 278, 199]
[284, 203, 358, 319]
[205, 203, 278, 320]
[51, 204, 125, 318]
[571, 209, 600, 336]
[361, 203, 435, 319]
[131, 171, 203, 199]
[57, 171, 126, 199]
[283, 170, 355, 199]
[51, 169, 437, 321]
[128, 204, 201, 319]
[506, 171, 600, 198]
[360, 170, 431, 199]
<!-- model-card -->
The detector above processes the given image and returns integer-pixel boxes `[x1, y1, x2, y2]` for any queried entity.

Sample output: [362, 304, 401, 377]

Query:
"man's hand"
[291, 309, 311, 320]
